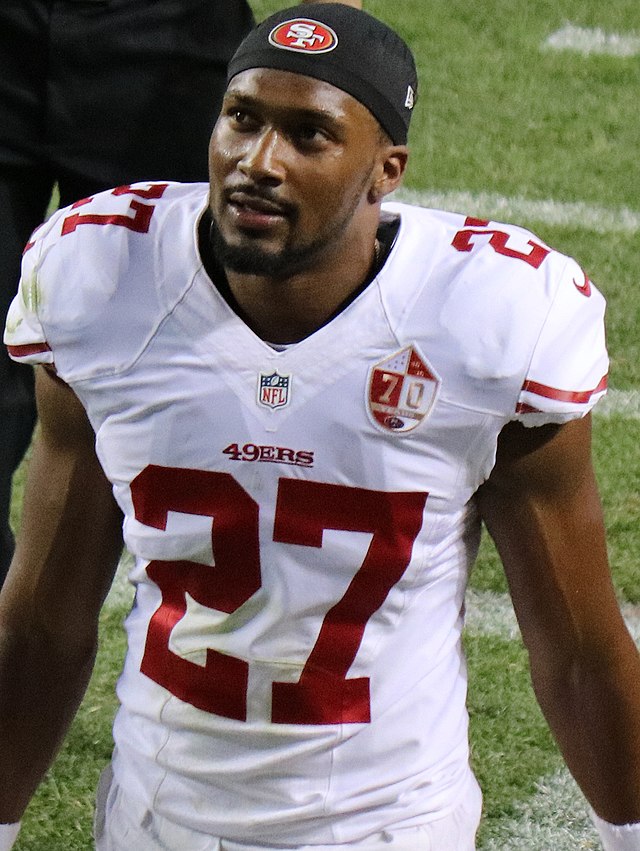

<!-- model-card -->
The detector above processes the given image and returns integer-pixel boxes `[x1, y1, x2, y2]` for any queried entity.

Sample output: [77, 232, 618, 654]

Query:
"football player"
[1, 4, 639, 850]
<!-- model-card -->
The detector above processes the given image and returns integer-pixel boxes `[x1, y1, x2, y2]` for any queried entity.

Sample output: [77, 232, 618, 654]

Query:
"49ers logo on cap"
[269, 18, 338, 54]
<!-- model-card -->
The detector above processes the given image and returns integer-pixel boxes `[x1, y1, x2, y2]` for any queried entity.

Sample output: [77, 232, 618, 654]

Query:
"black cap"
[226, 3, 418, 144]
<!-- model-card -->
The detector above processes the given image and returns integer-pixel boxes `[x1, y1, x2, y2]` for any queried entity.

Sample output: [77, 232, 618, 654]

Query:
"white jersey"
[5, 182, 608, 844]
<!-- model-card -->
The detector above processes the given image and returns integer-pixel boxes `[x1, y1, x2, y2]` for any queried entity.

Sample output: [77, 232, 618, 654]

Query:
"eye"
[227, 108, 259, 130]
[292, 124, 331, 149]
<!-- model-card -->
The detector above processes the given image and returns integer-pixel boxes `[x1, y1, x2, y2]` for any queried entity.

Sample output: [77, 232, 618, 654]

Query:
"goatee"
[210, 221, 322, 279]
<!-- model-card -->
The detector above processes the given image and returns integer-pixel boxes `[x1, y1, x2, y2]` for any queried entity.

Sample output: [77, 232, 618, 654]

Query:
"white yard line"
[394, 188, 640, 233]
[595, 388, 640, 419]
[465, 588, 640, 643]
[479, 769, 601, 849]
[544, 24, 640, 57]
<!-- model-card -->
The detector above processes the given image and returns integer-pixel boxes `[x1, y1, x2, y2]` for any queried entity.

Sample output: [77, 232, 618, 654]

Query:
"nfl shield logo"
[367, 345, 440, 434]
[258, 371, 291, 410]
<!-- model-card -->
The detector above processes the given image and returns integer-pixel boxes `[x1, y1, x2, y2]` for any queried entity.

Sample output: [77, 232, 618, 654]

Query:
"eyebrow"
[224, 91, 346, 129]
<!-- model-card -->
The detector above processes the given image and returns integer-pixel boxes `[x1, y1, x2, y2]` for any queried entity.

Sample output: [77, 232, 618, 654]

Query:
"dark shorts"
[0, 0, 254, 184]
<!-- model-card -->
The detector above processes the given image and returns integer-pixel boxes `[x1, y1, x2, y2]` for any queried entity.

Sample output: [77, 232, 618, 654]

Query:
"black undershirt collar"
[197, 208, 400, 339]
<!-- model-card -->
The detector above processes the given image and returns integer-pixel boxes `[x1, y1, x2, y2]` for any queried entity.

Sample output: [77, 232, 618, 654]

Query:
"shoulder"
[28, 180, 206, 282]
[381, 199, 568, 287]
[12, 182, 208, 381]
[378, 200, 607, 422]
[380, 199, 605, 327]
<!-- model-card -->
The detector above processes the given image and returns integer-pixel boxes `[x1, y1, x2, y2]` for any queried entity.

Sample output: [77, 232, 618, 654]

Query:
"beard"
[210, 221, 327, 279]
[210, 166, 374, 279]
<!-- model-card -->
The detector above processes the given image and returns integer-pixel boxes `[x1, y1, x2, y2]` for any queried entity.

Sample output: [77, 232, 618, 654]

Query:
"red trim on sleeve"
[464, 216, 490, 227]
[521, 374, 608, 404]
[6, 342, 51, 358]
[515, 402, 543, 414]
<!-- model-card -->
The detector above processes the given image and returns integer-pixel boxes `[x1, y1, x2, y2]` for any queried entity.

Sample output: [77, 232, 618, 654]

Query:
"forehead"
[224, 68, 377, 128]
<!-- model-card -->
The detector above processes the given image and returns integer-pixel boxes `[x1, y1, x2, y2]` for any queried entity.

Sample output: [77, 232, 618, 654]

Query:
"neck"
[214, 221, 382, 345]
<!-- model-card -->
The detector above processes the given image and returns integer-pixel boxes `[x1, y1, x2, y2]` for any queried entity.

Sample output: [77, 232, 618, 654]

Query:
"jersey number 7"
[130, 466, 428, 726]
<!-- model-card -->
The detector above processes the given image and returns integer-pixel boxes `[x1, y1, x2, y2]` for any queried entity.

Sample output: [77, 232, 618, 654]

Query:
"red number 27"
[61, 183, 169, 236]
[130, 466, 427, 726]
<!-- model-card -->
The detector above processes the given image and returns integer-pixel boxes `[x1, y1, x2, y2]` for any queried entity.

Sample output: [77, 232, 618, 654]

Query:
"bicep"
[477, 415, 626, 664]
[3, 367, 123, 637]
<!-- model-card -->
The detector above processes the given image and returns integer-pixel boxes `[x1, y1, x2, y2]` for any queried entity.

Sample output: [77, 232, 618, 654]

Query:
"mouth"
[225, 188, 292, 231]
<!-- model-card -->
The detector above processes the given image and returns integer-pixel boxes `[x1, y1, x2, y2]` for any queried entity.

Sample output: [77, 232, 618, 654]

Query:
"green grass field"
[9, 1, 640, 848]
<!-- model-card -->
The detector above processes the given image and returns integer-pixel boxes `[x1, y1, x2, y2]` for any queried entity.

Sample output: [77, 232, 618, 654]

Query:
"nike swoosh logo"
[573, 270, 592, 297]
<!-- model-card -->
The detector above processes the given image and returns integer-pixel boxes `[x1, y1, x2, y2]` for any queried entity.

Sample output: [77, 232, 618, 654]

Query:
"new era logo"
[405, 85, 415, 109]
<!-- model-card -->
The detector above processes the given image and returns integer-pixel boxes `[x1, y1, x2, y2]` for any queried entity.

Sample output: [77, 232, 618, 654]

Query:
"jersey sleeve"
[514, 254, 608, 427]
[3, 219, 58, 368]
[4, 182, 202, 383]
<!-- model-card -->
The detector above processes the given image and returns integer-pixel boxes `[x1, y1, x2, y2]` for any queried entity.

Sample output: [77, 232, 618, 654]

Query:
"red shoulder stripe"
[515, 402, 543, 414]
[520, 374, 608, 404]
[6, 342, 52, 358]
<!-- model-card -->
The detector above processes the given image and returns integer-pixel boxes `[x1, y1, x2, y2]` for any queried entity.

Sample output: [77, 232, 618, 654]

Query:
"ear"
[368, 146, 408, 203]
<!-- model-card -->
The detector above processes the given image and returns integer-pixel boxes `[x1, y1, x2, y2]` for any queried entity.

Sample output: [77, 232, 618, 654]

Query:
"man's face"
[208, 68, 387, 278]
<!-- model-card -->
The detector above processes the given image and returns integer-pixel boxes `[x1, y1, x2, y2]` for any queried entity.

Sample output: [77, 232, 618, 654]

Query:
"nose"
[238, 128, 286, 184]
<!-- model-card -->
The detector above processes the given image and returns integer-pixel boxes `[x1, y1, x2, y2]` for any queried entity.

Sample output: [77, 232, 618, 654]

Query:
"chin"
[211, 219, 313, 278]
[225, 247, 281, 276]
[218, 237, 287, 277]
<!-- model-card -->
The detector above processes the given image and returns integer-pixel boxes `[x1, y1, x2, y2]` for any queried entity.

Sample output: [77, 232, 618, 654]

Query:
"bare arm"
[0, 367, 123, 823]
[477, 415, 640, 824]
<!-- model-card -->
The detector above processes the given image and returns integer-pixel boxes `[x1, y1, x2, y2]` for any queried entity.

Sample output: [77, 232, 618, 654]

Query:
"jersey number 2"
[130, 466, 427, 725]
[452, 217, 550, 268]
